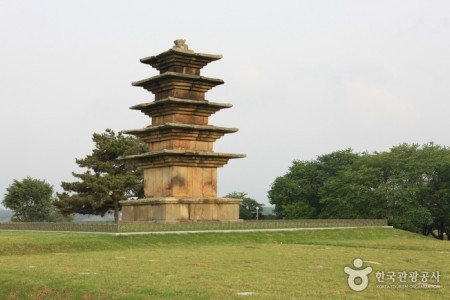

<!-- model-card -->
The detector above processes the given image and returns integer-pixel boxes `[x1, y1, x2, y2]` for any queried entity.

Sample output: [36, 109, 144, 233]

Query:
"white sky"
[1, 1, 450, 206]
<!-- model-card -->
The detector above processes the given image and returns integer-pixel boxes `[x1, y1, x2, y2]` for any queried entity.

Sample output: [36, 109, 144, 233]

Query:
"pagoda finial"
[172, 39, 193, 52]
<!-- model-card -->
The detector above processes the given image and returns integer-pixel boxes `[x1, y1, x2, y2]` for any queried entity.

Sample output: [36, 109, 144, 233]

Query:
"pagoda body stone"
[119, 40, 245, 223]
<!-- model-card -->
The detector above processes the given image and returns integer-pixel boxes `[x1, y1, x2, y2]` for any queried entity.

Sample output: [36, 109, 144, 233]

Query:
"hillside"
[0, 228, 447, 299]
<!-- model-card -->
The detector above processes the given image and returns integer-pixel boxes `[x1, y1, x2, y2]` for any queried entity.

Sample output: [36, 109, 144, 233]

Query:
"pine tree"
[55, 129, 146, 224]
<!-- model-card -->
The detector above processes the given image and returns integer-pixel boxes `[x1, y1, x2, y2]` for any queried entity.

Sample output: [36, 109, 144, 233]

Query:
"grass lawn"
[0, 228, 448, 299]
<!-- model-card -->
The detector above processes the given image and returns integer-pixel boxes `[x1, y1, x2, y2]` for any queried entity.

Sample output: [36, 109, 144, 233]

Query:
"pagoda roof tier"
[132, 72, 223, 100]
[120, 197, 242, 206]
[123, 123, 238, 143]
[119, 150, 246, 168]
[140, 48, 222, 75]
[130, 97, 232, 118]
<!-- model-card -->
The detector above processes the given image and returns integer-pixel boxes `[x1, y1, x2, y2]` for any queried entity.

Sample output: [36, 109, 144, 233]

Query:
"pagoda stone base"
[119, 197, 242, 224]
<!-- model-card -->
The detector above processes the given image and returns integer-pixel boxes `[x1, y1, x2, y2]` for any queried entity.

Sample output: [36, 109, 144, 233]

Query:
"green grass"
[0, 228, 448, 299]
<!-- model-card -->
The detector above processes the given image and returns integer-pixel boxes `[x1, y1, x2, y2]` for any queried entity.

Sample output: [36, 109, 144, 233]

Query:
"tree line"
[268, 143, 450, 239]
[3, 129, 449, 238]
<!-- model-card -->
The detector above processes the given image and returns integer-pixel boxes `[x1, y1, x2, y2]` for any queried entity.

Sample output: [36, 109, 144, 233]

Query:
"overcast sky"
[1, 1, 450, 207]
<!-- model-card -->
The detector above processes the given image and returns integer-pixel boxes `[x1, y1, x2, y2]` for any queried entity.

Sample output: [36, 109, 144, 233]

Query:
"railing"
[0, 219, 388, 233]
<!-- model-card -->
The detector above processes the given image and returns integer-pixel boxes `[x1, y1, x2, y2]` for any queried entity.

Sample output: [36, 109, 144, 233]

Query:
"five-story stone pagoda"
[119, 40, 245, 223]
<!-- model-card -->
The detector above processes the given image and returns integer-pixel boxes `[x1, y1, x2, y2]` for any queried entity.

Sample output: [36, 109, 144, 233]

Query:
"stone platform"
[120, 197, 242, 224]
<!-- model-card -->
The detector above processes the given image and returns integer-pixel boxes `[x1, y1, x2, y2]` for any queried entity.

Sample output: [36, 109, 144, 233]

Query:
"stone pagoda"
[119, 39, 245, 223]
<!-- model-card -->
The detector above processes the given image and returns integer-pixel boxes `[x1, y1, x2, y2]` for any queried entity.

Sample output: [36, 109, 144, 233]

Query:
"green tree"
[426, 163, 450, 239]
[318, 166, 386, 219]
[54, 129, 146, 224]
[415, 144, 450, 239]
[268, 149, 359, 219]
[376, 144, 434, 232]
[317, 149, 434, 232]
[268, 143, 450, 238]
[225, 192, 264, 220]
[3, 177, 56, 222]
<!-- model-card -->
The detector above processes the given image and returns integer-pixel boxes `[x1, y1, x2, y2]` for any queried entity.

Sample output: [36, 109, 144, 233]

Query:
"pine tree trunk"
[113, 197, 119, 224]
[438, 225, 444, 240]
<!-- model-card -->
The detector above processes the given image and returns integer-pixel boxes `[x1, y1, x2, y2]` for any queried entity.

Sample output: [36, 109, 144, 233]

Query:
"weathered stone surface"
[130, 97, 233, 124]
[120, 40, 245, 223]
[132, 72, 224, 101]
[122, 150, 245, 168]
[123, 123, 238, 145]
[120, 198, 241, 223]
[139, 39, 222, 75]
